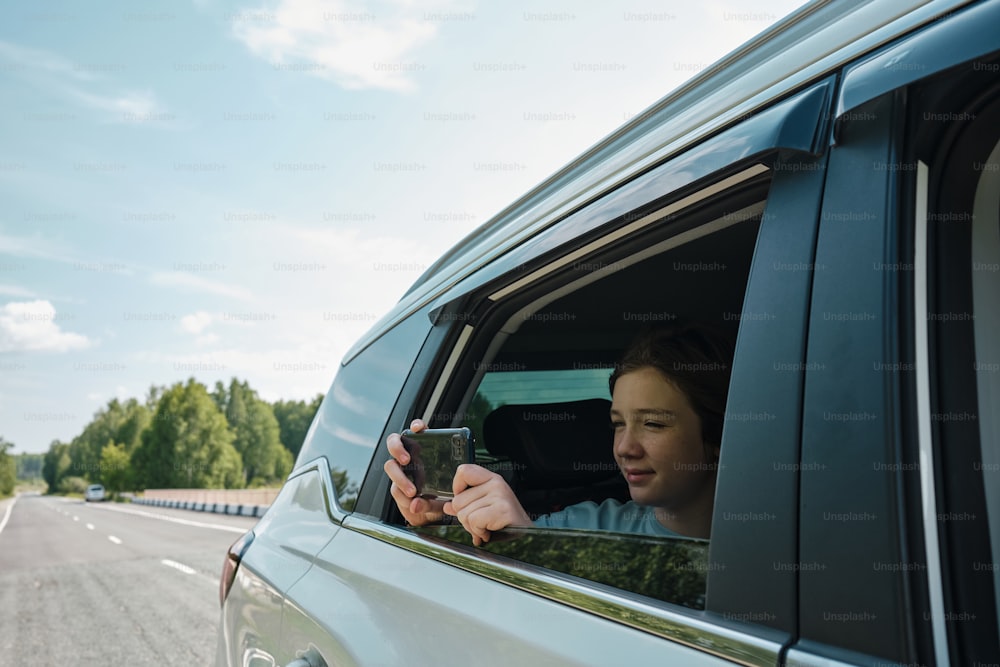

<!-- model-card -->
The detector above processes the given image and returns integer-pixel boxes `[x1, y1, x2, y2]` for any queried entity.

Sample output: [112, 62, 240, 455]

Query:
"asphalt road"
[0, 493, 259, 667]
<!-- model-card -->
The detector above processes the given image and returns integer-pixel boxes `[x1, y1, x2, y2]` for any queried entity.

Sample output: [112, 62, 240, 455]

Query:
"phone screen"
[400, 427, 474, 499]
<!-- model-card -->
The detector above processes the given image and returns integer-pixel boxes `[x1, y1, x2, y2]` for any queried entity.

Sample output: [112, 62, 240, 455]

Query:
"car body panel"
[280, 518, 754, 667]
[217, 468, 340, 667]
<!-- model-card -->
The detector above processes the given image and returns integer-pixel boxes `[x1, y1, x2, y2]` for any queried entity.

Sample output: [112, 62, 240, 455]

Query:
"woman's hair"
[608, 323, 735, 448]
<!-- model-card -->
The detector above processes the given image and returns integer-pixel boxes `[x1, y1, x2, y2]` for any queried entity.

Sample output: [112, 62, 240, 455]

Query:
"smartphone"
[400, 427, 475, 499]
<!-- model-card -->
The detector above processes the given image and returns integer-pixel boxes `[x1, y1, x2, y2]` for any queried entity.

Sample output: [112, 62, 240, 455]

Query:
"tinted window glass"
[297, 316, 431, 511]
[416, 525, 709, 610]
[467, 368, 612, 452]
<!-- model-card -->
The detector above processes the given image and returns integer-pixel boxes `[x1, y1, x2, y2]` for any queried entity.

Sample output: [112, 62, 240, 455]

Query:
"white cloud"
[0, 300, 91, 353]
[180, 310, 214, 334]
[150, 271, 254, 301]
[0, 285, 36, 298]
[180, 310, 221, 345]
[0, 40, 96, 82]
[231, 0, 463, 91]
[0, 39, 168, 123]
[71, 88, 160, 119]
[0, 231, 79, 265]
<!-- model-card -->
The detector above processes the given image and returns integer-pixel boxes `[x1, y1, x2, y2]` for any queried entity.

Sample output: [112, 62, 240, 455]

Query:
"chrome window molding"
[289, 456, 349, 525]
[914, 160, 950, 666]
[343, 514, 784, 667]
[783, 648, 863, 667]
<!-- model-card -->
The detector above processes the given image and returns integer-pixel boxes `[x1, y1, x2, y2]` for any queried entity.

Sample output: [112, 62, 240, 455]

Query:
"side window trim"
[913, 160, 950, 667]
[342, 514, 786, 667]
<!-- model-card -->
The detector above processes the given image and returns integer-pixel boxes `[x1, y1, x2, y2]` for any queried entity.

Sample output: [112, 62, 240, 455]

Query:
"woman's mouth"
[623, 468, 654, 484]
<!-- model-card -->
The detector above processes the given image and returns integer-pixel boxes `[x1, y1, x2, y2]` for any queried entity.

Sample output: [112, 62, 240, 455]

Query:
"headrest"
[482, 398, 618, 487]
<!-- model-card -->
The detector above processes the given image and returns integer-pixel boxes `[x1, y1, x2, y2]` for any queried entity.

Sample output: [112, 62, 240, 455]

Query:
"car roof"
[344, 0, 979, 363]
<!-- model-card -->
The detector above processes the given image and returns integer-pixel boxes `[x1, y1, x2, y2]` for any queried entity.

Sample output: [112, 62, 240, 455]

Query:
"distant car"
[217, 1, 1000, 666]
[84, 484, 105, 502]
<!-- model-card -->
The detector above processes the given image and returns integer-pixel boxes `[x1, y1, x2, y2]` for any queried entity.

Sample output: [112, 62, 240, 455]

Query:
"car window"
[402, 174, 768, 610]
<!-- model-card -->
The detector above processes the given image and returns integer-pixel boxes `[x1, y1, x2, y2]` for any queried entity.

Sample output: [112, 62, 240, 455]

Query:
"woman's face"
[610, 366, 719, 515]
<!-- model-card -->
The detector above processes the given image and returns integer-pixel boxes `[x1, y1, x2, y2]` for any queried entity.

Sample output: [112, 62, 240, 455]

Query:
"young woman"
[384, 324, 733, 545]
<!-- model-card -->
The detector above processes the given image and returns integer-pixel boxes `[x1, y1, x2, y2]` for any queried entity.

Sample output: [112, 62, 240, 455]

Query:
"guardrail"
[131, 488, 279, 518]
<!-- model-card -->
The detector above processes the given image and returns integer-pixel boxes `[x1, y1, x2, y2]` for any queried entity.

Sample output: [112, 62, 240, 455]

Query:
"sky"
[0, 0, 808, 455]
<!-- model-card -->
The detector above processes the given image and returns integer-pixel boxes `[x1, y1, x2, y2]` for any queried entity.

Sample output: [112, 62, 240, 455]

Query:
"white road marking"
[90, 503, 248, 533]
[0, 495, 18, 539]
[161, 559, 196, 575]
[73, 516, 79, 522]
[86, 523, 95, 530]
[108, 535, 122, 544]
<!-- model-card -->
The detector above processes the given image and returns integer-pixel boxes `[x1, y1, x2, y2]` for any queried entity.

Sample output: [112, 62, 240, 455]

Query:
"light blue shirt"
[533, 499, 679, 538]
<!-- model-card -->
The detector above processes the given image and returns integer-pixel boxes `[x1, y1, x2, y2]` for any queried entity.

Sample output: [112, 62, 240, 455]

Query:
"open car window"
[391, 166, 771, 610]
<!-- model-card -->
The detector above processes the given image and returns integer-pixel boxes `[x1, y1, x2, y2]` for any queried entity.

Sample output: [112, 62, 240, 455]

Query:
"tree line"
[6, 378, 323, 497]
[0, 437, 19, 496]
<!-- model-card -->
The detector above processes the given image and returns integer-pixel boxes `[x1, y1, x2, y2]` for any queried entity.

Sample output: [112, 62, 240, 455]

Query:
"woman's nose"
[614, 427, 642, 458]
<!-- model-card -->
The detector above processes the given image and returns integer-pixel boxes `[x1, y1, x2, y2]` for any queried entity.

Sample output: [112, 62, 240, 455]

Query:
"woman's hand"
[445, 464, 532, 546]
[384, 419, 448, 526]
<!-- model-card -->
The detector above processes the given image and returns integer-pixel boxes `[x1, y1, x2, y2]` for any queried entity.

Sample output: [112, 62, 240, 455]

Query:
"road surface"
[0, 492, 258, 667]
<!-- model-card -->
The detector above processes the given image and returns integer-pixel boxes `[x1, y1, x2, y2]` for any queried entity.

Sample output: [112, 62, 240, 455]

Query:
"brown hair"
[609, 323, 734, 448]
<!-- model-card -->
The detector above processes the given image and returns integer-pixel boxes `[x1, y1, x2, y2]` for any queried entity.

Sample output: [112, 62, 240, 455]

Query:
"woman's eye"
[610, 421, 625, 430]
[645, 421, 665, 429]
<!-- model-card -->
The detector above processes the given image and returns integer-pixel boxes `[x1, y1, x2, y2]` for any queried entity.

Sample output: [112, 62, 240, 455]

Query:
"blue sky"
[0, 0, 806, 454]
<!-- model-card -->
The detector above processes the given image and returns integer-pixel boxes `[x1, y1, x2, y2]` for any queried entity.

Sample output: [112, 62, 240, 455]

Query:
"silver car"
[217, 1, 1000, 665]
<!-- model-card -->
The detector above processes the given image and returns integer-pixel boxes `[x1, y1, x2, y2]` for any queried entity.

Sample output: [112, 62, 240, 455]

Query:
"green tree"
[99, 441, 130, 497]
[144, 383, 165, 410]
[115, 399, 151, 454]
[0, 437, 15, 497]
[272, 393, 323, 459]
[57, 476, 88, 495]
[131, 378, 243, 489]
[220, 378, 290, 485]
[42, 440, 72, 494]
[67, 398, 149, 482]
[210, 380, 228, 412]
